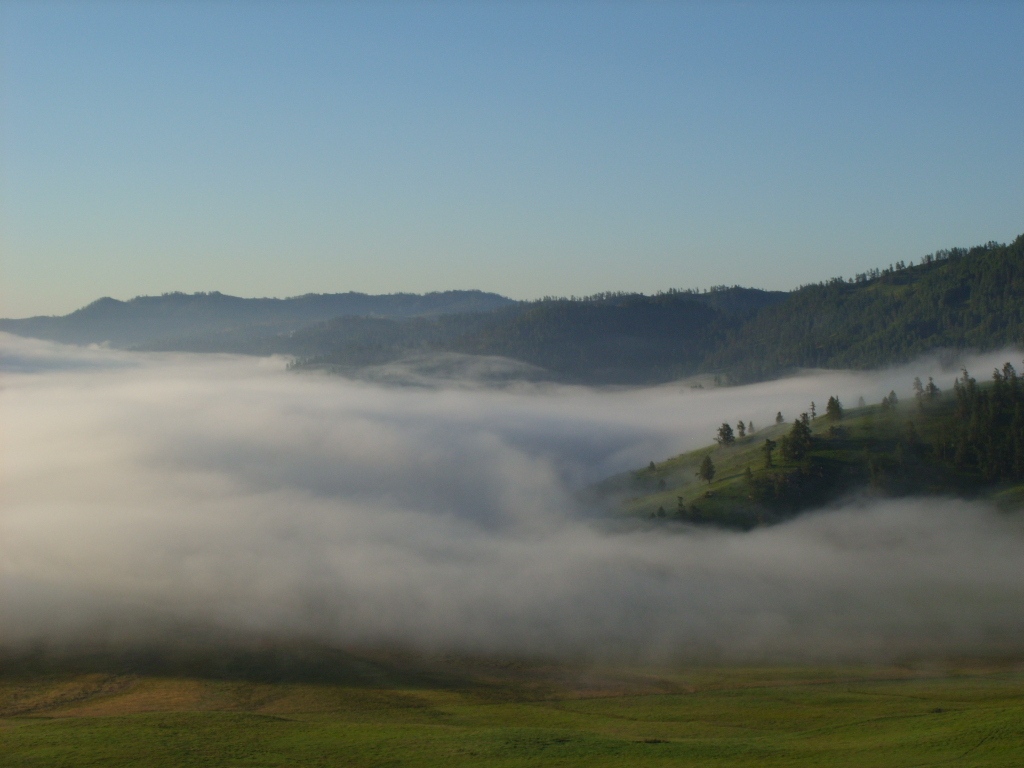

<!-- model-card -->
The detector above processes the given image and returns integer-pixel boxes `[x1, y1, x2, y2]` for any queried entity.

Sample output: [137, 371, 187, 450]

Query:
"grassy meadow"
[2, 653, 1023, 766]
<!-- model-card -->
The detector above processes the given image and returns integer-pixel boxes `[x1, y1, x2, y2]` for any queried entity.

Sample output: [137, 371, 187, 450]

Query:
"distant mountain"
[3, 232, 1022, 385]
[0, 290, 516, 349]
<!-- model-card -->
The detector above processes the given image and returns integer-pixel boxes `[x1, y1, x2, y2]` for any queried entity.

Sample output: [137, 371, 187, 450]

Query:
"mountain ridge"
[2, 232, 1021, 385]
[0, 289, 516, 348]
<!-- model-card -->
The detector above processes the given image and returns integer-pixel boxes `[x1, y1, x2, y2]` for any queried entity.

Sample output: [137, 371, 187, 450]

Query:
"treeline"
[728, 364, 1024, 515]
[295, 234, 1024, 383]
[935, 364, 1024, 481]
[708, 235, 1024, 381]
[630, 363, 1024, 530]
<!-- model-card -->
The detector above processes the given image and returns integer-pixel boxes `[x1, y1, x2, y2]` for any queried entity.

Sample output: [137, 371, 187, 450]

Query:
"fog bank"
[3, 334, 1023, 662]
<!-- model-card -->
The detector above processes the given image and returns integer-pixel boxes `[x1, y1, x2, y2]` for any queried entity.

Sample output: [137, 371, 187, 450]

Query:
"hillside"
[291, 288, 785, 384]
[602, 362, 1024, 528]
[184, 232, 1024, 384]
[709, 234, 1024, 381]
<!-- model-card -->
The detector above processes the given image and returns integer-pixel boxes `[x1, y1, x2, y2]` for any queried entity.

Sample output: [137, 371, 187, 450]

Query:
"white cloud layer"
[2, 333, 1024, 662]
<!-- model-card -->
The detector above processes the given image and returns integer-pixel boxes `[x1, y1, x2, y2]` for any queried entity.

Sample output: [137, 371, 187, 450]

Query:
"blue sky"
[2, 1, 1022, 317]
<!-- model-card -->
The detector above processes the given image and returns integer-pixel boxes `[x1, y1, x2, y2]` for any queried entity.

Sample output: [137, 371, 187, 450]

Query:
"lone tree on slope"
[825, 396, 843, 421]
[697, 454, 716, 485]
[716, 422, 735, 446]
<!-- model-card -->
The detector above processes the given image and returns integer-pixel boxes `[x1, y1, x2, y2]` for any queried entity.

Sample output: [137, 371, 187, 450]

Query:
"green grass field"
[2, 657, 1023, 766]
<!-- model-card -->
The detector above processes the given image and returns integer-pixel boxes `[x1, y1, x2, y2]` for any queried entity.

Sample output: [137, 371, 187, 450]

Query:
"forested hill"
[2, 233, 1022, 384]
[603, 361, 1024, 529]
[288, 235, 1024, 383]
[449, 289, 785, 382]
[286, 288, 787, 383]
[0, 290, 515, 348]
[709, 235, 1024, 381]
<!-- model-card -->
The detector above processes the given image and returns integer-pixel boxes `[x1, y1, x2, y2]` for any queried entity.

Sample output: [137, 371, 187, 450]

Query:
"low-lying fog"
[3, 333, 1023, 663]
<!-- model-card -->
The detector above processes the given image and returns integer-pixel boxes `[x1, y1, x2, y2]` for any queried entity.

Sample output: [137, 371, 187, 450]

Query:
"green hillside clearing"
[605, 372, 1024, 528]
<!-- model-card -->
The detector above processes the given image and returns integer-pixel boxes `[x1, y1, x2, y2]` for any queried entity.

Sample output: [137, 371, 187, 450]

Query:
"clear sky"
[2, 1, 1022, 318]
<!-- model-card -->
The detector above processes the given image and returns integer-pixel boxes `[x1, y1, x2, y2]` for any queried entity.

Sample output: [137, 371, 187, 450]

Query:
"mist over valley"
[4, 333, 1024, 665]
[5, 4, 1023, 762]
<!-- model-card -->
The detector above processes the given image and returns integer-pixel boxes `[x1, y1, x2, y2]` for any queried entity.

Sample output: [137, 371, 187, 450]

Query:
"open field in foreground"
[1, 654, 1023, 767]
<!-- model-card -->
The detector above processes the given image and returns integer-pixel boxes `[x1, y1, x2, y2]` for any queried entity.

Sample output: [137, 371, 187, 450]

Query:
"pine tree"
[697, 454, 716, 484]
[716, 422, 735, 446]
[825, 396, 843, 421]
[781, 417, 813, 460]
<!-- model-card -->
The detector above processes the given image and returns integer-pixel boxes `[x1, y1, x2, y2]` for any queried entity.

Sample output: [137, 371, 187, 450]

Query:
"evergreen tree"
[825, 396, 843, 421]
[913, 377, 925, 405]
[762, 438, 777, 468]
[716, 422, 735, 446]
[938, 363, 1024, 481]
[697, 454, 716, 484]
[737, 420, 746, 438]
[780, 416, 813, 460]
[776, 411, 784, 424]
